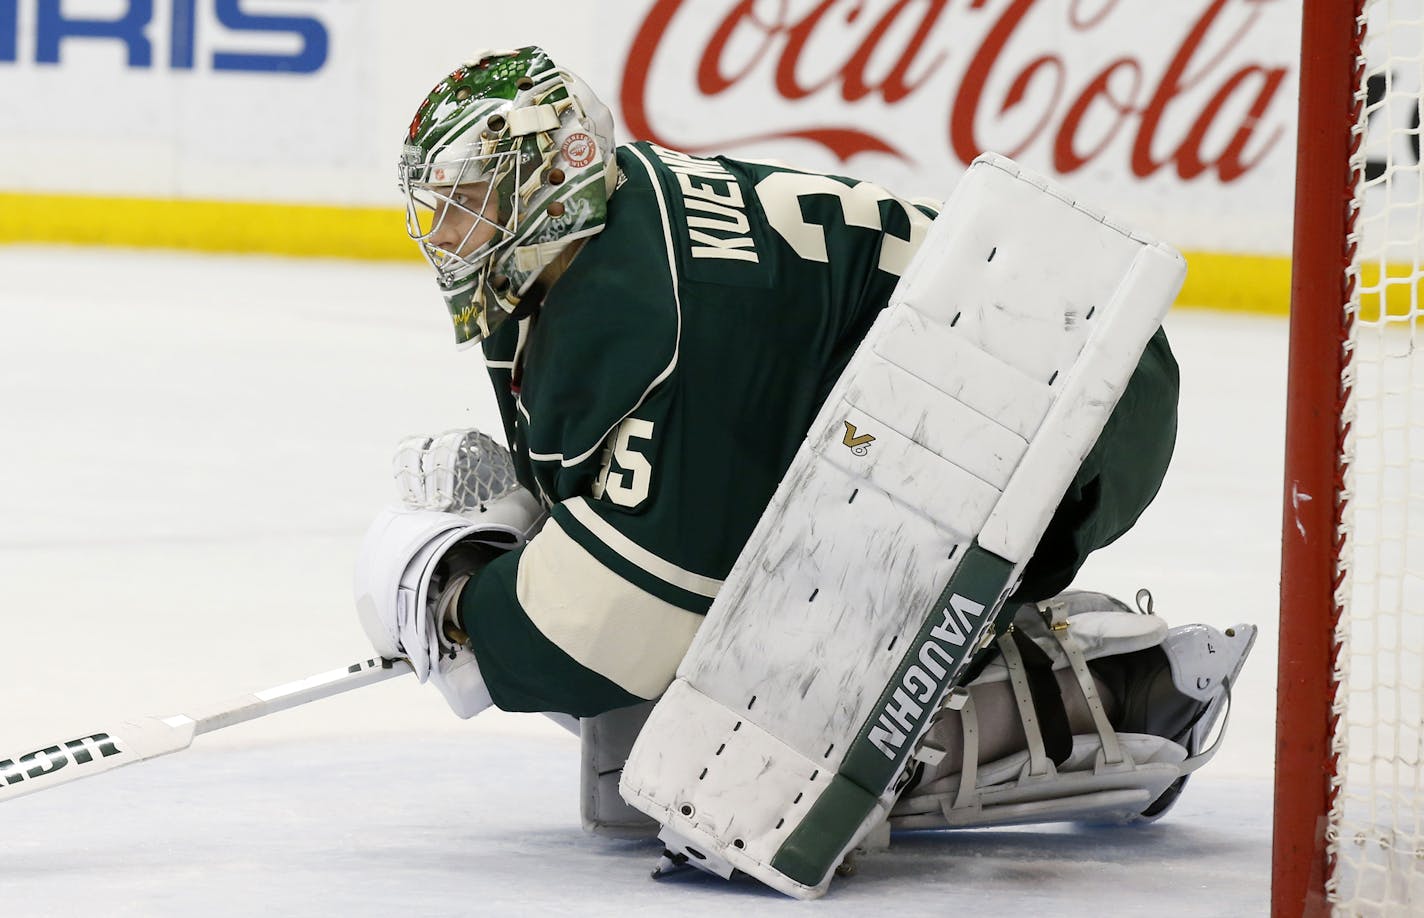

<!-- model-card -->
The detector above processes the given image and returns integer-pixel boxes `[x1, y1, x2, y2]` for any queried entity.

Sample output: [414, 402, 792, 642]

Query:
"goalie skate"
[619, 153, 1187, 899]
[890, 592, 1257, 832]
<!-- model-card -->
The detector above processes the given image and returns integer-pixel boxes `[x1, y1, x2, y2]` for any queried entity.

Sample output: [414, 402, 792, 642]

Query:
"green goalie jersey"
[457, 142, 1180, 717]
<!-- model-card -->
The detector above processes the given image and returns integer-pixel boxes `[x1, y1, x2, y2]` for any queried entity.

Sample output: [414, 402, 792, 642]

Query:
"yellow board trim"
[1, 191, 1418, 319]
[1178, 250, 1291, 316]
[0, 191, 415, 261]
[1175, 250, 1419, 321]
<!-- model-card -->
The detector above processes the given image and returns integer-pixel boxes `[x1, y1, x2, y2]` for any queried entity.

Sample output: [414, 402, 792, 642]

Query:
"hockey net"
[1277, 2, 1424, 915]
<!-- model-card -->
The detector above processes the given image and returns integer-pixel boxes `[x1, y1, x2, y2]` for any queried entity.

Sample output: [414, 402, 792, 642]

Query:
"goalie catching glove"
[353, 429, 546, 717]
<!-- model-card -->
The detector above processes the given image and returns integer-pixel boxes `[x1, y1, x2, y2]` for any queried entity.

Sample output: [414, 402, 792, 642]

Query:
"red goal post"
[1277, 1, 1424, 915]
[1275, 0, 1361, 913]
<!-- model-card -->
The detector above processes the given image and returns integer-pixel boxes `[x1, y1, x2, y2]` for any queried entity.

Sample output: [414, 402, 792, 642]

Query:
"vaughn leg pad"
[619, 153, 1186, 898]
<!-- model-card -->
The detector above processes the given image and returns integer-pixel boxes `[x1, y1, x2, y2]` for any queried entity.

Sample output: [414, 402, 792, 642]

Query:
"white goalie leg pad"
[890, 594, 1257, 831]
[618, 153, 1187, 899]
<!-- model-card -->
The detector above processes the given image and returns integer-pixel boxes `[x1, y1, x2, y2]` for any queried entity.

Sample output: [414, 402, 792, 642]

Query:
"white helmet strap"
[513, 237, 575, 273]
[508, 104, 560, 136]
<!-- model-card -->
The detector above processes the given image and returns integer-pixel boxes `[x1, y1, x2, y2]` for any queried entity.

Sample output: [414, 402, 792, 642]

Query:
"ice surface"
[0, 247, 1282, 915]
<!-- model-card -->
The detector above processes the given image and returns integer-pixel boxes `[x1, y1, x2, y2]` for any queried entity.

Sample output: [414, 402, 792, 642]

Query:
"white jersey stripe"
[515, 516, 704, 699]
[564, 498, 723, 598]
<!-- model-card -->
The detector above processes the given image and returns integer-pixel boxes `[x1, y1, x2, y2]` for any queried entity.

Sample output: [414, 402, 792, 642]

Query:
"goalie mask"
[400, 47, 617, 347]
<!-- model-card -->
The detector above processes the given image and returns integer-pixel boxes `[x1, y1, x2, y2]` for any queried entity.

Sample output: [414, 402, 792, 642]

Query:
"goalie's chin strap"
[509, 315, 533, 395]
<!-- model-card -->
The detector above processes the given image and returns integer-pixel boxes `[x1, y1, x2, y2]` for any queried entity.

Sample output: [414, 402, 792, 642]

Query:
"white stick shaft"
[0, 657, 413, 803]
[189, 657, 412, 735]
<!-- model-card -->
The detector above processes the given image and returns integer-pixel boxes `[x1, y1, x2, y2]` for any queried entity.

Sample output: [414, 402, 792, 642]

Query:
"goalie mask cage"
[1276, 1, 1424, 916]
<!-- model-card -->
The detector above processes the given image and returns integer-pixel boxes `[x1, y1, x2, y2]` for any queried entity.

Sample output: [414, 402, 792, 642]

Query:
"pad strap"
[953, 693, 981, 813]
[997, 633, 1048, 777]
[1044, 602, 1126, 767]
[1010, 629, 1073, 768]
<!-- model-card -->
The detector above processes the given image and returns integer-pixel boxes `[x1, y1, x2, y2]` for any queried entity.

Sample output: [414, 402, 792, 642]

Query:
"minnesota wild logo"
[842, 421, 875, 456]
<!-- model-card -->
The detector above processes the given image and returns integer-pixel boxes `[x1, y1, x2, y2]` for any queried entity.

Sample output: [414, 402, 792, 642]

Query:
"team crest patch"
[562, 132, 596, 168]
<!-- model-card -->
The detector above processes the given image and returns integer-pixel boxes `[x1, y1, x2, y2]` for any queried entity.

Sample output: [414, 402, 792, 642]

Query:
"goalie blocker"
[618, 153, 1187, 898]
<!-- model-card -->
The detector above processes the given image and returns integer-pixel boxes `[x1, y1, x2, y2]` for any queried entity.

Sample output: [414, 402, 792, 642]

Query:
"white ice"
[0, 247, 1283, 916]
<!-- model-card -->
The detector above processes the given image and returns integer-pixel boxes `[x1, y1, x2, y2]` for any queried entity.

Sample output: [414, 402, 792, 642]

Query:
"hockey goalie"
[354, 47, 1256, 898]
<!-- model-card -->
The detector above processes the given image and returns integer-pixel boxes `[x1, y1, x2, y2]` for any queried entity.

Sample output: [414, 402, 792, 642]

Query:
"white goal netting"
[1331, 2, 1424, 914]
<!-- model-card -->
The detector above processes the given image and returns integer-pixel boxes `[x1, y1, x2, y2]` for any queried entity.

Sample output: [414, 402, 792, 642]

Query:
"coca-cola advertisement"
[611, 0, 1299, 254]
[11, 0, 1397, 269]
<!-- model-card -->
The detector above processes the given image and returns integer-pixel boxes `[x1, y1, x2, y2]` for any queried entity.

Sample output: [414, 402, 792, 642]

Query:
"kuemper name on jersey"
[651, 144, 760, 264]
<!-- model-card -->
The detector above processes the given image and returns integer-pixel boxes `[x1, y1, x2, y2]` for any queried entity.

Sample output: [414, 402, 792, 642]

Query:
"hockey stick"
[0, 431, 527, 803]
[0, 656, 412, 803]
